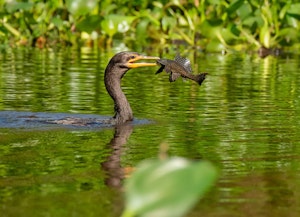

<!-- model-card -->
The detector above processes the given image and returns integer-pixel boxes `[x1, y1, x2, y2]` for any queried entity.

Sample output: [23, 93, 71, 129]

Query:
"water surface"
[1, 48, 300, 216]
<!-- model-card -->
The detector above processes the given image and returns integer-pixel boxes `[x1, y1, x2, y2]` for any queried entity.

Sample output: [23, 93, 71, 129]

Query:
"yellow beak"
[126, 55, 160, 68]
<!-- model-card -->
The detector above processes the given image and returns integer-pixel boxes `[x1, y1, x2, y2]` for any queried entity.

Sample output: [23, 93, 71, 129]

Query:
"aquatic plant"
[122, 157, 218, 217]
[0, 0, 299, 51]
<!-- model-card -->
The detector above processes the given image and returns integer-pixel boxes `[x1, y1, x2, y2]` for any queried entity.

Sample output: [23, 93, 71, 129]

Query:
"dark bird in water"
[104, 51, 159, 125]
[156, 54, 207, 85]
[0, 52, 159, 128]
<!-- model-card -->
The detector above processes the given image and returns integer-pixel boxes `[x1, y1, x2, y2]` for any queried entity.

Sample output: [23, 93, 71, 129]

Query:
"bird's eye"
[130, 55, 136, 59]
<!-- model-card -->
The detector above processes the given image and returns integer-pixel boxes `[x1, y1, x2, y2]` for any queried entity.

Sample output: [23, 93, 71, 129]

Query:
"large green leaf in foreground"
[123, 157, 218, 217]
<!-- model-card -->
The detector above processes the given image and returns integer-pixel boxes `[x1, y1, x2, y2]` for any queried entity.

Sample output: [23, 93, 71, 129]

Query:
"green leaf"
[222, 25, 240, 41]
[51, 17, 64, 29]
[226, 0, 245, 14]
[76, 15, 101, 33]
[66, 0, 98, 16]
[161, 16, 176, 32]
[123, 157, 218, 217]
[236, 1, 252, 21]
[5, 1, 33, 13]
[242, 15, 262, 28]
[101, 15, 135, 37]
[277, 27, 299, 41]
[207, 0, 222, 4]
[286, 3, 300, 17]
[135, 19, 150, 45]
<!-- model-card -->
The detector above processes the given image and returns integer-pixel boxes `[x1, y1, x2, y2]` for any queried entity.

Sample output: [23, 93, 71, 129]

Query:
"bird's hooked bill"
[126, 55, 160, 68]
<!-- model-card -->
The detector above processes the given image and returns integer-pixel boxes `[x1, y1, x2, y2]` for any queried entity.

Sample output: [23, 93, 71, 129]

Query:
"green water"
[1, 48, 300, 216]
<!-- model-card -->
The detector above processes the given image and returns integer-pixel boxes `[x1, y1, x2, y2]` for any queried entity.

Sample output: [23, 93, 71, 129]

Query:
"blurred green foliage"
[0, 0, 300, 51]
[122, 158, 218, 217]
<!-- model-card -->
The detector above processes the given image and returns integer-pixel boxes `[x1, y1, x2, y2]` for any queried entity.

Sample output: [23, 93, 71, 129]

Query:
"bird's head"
[104, 51, 160, 124]
[105, 51, 160, 78]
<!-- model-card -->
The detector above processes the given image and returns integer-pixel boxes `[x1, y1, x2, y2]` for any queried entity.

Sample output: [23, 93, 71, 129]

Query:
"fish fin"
[169, 72, 181, 82]
[174, 54, 192, 73]
[157, 59, 174, 74]
[155, 65, 165, 74]
[156, 59, 168, 65]
[195, 73, 208, 85]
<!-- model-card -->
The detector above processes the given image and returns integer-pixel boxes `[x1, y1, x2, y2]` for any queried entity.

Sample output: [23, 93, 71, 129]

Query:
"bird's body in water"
[156, 54, 207, 85]
[1, 52, 208, 128]
[104, 51, 159, 125]
[0, 52, 159, 128]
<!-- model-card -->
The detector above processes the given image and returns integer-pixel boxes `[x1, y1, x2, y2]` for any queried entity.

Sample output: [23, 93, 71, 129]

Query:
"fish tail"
[195, 73, 207, 85]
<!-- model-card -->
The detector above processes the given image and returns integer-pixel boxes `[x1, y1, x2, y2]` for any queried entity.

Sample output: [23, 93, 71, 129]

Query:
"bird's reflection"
[101, 123, 134, 188]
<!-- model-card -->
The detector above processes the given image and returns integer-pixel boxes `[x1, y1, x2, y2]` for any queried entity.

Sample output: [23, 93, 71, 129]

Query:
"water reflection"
[1, 48, 300, 216]
[101, 124, 133, 188]
[0, 48, 108, 113]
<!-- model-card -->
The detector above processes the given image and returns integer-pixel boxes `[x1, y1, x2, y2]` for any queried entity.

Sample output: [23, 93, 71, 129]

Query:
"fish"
[156, 54, 207, 85]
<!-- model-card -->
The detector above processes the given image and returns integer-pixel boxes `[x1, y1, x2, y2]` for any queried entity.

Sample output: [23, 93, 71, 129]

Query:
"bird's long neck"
[105, 72, 133, 124]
